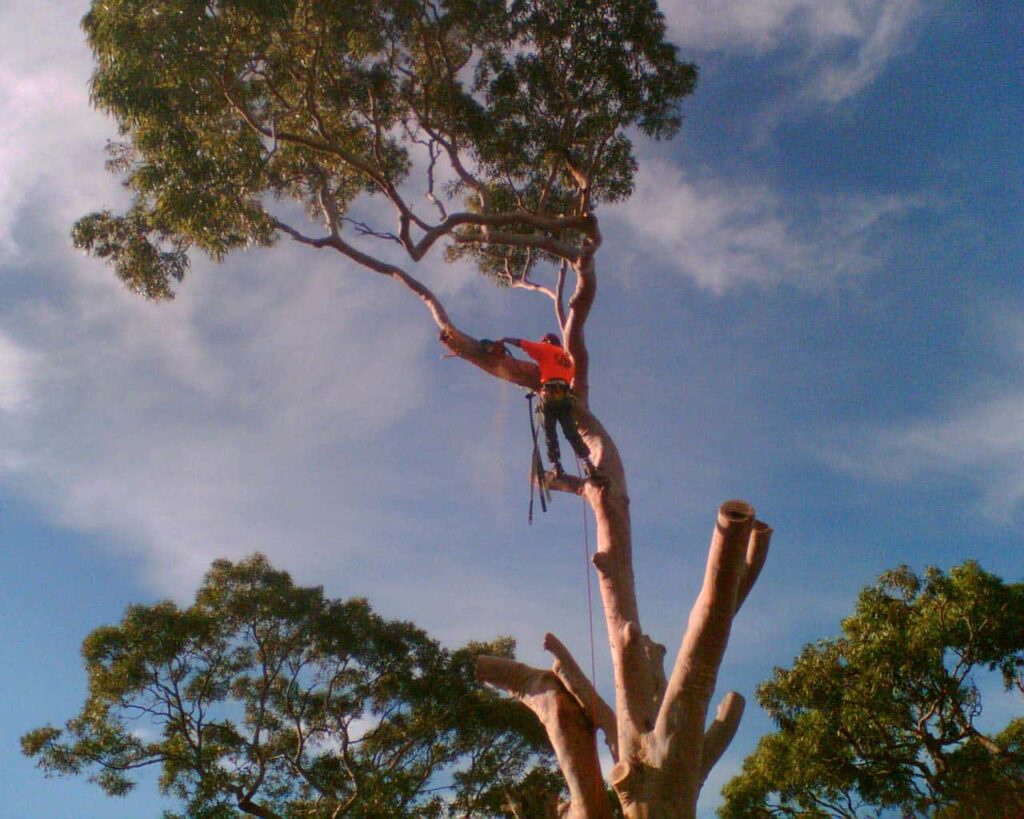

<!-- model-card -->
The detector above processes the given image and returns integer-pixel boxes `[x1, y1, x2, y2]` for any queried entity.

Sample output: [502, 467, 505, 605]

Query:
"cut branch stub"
[654, 501, 756, 790]
[699, 691, 745, 786]
[544, 632, 619, 761]
[735, 521, 772, 616]
[476, 656, 613, 819]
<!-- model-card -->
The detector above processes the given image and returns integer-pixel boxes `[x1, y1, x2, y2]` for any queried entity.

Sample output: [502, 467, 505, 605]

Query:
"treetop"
[77, 0, 696, 297]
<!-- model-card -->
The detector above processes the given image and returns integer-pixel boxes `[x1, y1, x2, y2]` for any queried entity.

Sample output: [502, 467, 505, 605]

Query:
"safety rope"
[576, 456, 603, 809]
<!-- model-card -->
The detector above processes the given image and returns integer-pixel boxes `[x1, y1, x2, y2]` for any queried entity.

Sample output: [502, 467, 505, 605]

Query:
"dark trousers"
[540, 388, 590, 466]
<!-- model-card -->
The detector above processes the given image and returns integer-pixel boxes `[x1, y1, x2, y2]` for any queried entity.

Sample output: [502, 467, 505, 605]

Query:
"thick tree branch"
[233, 786, 284, 819]
[699, 691, 745, 786]
[574, 409, 655, 761]
[544, 632, 619, 761]
[453, 229, 583, 261]
[542, 469, 586, 495]
[476, 657, 613, 819]
[654, 501, 760, 801]
[439, 328, 540, 391]
[563, 227, 600, 407]
[555, 261, 568, 331]
[736, 522, 772, 615]
[409, 212, 588, 262]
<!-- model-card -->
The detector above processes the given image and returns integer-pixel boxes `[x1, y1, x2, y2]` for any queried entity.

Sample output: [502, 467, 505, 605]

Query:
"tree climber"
[499, 333, 600, 480]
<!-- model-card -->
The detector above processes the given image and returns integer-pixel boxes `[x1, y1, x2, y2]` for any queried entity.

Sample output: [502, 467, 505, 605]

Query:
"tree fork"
[475, 656, 614, 819]
[481, 502, 770, 819]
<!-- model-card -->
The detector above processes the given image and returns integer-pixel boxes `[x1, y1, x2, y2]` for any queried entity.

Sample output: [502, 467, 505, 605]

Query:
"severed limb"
[699, 691, 745, 786]
[653, 502, 760, 798]
[476, 656, 614, 819]
[544, 633, 619, 761]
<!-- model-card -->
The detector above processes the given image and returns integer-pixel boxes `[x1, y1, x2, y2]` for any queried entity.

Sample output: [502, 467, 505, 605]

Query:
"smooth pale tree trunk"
[436, 258, 771, 818]
[477, 491, 769, 818]
[279, 205, 771, 817]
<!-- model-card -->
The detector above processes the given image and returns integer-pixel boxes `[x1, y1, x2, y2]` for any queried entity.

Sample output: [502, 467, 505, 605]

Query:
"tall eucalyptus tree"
[70, 1, 772, 814]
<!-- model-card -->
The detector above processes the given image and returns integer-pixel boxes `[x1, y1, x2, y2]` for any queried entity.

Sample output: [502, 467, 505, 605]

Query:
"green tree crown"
[720, 561, 1024, 818]
[22, 554, 556, 818]
[75, 0, 696, 297]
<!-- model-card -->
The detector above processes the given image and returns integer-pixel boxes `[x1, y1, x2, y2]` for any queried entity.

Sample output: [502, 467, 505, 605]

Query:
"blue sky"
[1, 1, 1022, 816]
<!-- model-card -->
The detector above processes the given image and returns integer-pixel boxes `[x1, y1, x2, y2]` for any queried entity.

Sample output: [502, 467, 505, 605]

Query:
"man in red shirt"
[499, 333, 599, 480]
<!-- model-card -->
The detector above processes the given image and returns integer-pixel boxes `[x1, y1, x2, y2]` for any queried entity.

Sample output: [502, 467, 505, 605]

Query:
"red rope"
[578, 457, 603, 809]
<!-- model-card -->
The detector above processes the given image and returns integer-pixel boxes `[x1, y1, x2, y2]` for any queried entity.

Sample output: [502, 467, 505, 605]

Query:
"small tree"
[22, 554, 558, 818]
[71, 1, 772, 815]
[720, 561, 1024, 818]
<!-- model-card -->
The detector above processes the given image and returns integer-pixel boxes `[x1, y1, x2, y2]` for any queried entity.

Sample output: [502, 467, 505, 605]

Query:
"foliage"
[719, 561, 1024, 818]
[22, 555, 557, 818]
[76, 0, 696, 295]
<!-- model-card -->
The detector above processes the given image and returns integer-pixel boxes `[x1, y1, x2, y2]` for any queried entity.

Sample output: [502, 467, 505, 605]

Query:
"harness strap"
[526, 391, 547, 522]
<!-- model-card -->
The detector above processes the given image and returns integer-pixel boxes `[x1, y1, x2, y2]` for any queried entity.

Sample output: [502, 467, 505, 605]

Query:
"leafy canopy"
[719, 561, 1024, 818]
[22, 554, 556, 818]
[75, 0, 696, 297]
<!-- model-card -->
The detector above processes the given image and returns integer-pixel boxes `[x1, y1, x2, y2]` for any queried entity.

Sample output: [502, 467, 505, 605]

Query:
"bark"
[439, 326, 540, 391]
[699, 691, 745, 787]
[233, 788, 283, 819]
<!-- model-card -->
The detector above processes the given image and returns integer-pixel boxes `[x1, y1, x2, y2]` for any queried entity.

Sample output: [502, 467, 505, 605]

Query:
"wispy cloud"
[839, 396, 1024, 520]
[827, 320, 1024, 521]
[809, 2, 928, 103]
[609, 159, 920, 292]
[663, 0, 930, 104]
[1, 239, 438, 592]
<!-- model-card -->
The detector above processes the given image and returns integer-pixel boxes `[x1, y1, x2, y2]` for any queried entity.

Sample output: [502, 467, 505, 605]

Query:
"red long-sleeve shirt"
[519, 340, 574, 384]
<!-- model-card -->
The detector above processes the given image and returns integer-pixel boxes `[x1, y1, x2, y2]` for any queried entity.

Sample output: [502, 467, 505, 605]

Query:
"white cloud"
[663, 0, 930, 104]
[0, 2, 434, 597]
[0, 1, 112, 254]
[810, 2, 927, 103]
[609, 159, 920, 292]
[1, 240, 440, 594]
[665, 0, 857, 52]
